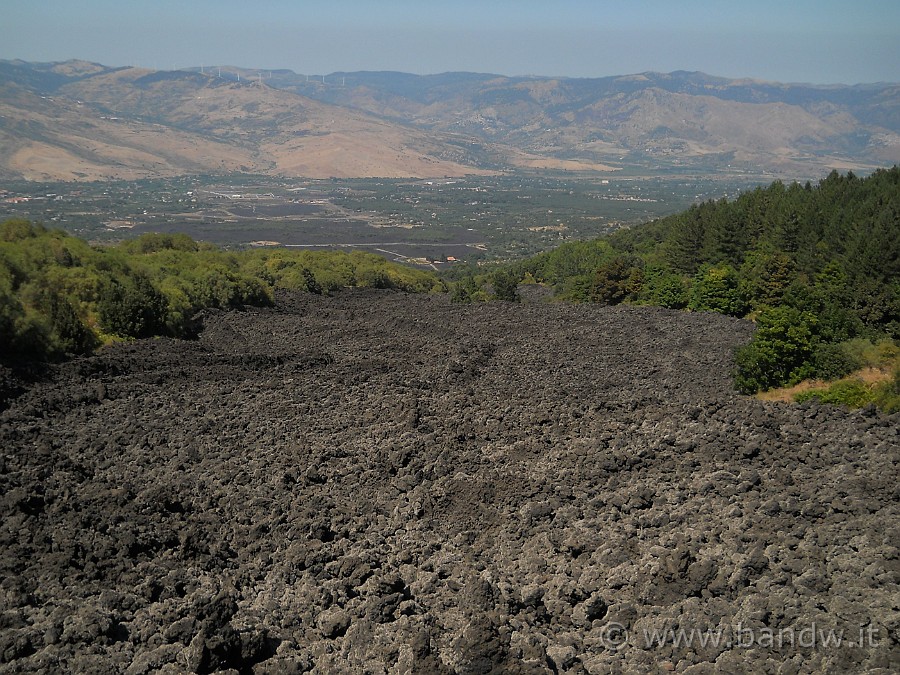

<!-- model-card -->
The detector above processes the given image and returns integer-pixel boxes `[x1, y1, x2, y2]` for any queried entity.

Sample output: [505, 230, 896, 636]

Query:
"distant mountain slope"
[60, 67, 497, 178]
[0, 80, 259, 181]
[1, 59, 898, 181]
[0, 60, 495, 180]
[286, 70, 900, 174]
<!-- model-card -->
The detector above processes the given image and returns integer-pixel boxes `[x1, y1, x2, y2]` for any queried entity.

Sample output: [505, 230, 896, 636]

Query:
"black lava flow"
[1, 290, 897, 673]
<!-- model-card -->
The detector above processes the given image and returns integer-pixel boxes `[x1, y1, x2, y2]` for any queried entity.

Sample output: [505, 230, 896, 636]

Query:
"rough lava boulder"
[1, 290, 897, 673]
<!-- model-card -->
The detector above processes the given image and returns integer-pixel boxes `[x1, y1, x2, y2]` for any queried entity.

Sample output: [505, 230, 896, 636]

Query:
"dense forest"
[0, 221, 443, 360]
[453, 167, 900, 409]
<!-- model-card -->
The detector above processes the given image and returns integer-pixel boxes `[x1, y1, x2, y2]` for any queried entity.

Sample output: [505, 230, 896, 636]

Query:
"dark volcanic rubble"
[1, 291, 897, 673]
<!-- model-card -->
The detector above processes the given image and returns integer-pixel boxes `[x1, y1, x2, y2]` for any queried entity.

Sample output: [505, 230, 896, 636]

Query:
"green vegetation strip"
[0, 221, 444, 360]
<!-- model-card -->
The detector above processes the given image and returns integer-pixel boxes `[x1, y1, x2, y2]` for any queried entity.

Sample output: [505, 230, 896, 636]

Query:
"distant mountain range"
[1, 59, 898, 181]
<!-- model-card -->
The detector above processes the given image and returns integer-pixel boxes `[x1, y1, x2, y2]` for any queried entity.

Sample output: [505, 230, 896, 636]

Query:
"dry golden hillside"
[0, 66, 494, 181]
[1, 60, 898, 180]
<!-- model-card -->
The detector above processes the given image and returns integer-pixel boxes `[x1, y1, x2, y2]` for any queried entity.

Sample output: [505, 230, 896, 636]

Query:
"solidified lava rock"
[0, 290, 897, 673]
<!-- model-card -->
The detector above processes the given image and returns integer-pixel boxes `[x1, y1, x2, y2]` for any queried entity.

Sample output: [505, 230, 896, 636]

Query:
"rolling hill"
[287, 69, 900, 174]
[0, 61, 494, 181]
[0, 59, 898, 181]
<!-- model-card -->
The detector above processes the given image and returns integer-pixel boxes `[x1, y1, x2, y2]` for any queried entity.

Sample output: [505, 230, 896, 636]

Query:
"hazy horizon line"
[4, 55, 898, 88]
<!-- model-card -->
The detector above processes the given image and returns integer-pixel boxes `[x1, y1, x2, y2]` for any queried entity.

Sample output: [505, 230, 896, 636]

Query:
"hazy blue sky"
[2, 0, 898, 83]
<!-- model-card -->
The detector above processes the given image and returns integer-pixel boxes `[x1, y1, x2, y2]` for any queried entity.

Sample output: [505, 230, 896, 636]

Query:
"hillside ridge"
[1, 59, 898, 180]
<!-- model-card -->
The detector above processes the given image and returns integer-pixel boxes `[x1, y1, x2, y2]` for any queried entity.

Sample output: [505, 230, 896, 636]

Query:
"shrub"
[301, 268, 323, 295]
[48, 293, 96, 355]
[450, 275, 479, 303]
[814, 302, 864, 343]
[795, 380, 874, 408]
[98, 273, 168, 338]
[187, 266, 273, 309]
[841, 337, 899, 368]
[872, 364, 900, 413]
[733, 306, 818, 393]
[642, 271, 689, 309]
[0, 218, 45, 242]
[491, 270, 519, 302]
[356, 267, 394, 290]
[590, 256, 643, 305]
[690, 264, 746, 316]
[557, 274, 595, 302]
[812, 342, 860, 380]
[124, 232, 199, 254]
[0, 269, 30, 357]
